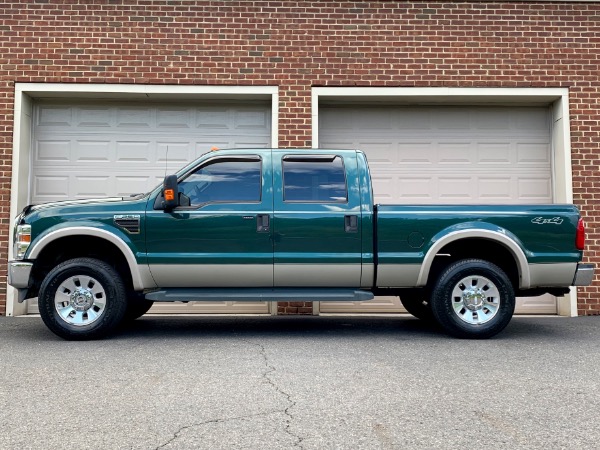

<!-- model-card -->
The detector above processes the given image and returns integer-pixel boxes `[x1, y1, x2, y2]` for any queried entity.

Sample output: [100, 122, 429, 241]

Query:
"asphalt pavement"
[0, 314, 599, 449]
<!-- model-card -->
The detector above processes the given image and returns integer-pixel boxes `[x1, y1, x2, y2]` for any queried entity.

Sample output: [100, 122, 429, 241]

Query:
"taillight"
[576, 218, 585, 251]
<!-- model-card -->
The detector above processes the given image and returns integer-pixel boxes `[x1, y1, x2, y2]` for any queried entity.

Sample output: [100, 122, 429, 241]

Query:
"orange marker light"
[164, 189, 175, 201]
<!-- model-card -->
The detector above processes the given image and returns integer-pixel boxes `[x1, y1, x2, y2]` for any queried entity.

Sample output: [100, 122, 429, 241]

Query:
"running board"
[145, 288, 374, 302]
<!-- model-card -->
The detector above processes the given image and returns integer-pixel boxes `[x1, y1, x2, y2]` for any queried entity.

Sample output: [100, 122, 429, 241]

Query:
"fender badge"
[531, 217, 563, 225]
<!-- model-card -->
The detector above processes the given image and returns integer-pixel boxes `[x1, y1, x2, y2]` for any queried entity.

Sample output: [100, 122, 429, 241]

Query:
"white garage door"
[28, 100, 272, 314]
[318, 105, 556, 315]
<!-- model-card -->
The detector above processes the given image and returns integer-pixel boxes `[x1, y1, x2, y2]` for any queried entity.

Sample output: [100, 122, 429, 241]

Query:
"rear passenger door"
[273, 152, 362, 287]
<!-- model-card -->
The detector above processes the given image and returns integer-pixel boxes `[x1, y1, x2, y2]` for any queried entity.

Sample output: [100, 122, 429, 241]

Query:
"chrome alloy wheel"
[451, 275, 500, 325]
[54, 275, 107, 326]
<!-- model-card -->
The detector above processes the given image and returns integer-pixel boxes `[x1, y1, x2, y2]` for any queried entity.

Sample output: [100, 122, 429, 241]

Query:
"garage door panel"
[116, 107, 152, 127]
[197, 108, 230, 128]
[395, 177, 434, 202]
[75, 176, 111, 197]
[157, 142, 193, 164]
[518, 177, 553, 202]
[397, 109, 431, 129]
[235, 108, 271, 129]
[436, 109, 471, 130]
[29, 100, 271, 315]
[514, 109, 550, 131]
[479, 177, 513, 201]
[477, 143, 512, 164]
[438, 143, 472, 164]
[33, 175, 70, 201]
[38, 105, 72, 126]
[36, 140, 71, 162]
[398, 143, 435, 164]
[319, 105, 556, 315]
[76, 140, 112, 162]
[517, 142, 551, 164]
[77, 107, 114, 127]
[320, 108, 354, 130]
[476, 110, 510, 129]
[157, 108, 192, 128]
[116, 141, 152, 162]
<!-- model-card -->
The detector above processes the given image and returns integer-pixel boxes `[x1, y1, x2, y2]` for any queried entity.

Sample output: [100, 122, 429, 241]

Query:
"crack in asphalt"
[154, 339, 304, 449]
[154, 409, 283, 450]
[243, 338, 305, 449]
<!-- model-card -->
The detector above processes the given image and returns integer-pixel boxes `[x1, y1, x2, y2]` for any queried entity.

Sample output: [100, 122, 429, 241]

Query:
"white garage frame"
[311, 86, 577, 317]
[7, 83, 279, 316]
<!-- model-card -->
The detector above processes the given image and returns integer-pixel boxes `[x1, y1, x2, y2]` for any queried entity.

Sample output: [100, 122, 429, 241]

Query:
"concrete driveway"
[0, 315, 599, 449]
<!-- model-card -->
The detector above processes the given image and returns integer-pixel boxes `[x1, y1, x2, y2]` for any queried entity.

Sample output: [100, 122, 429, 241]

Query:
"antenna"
[164, 145, 169, 177]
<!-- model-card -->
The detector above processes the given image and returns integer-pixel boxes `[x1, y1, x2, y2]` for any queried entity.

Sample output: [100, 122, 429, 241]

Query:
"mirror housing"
[162, 174, 179, 211]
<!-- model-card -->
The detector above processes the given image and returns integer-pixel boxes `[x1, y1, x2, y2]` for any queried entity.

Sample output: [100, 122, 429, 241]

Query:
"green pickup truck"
[8, 148, 594, 340]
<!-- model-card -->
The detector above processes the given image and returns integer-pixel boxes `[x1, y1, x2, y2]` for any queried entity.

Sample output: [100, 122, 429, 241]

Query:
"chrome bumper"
[7, 261, 33, 289]
[572, 263, 595, 286]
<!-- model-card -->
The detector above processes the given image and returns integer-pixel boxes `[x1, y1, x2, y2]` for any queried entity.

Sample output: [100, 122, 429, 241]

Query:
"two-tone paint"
[10, 148, 589, 302]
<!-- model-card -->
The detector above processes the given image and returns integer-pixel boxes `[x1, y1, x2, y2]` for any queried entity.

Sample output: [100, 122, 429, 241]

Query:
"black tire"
[430, 259, 515, 339]
[38, 257, 127, 340]
[400, 292, 434, 321]
[123, 292, 154, 321]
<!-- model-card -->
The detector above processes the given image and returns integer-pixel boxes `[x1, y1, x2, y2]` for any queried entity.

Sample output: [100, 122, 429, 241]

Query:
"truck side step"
[145, 288, 375, 303]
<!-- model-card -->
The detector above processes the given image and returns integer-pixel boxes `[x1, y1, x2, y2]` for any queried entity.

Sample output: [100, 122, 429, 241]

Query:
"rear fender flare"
[416, 228, 530, 289]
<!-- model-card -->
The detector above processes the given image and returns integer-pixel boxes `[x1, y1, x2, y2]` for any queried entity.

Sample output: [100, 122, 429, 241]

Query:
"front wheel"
[38, 257, 127, 340]
[430, 259, 515, 339]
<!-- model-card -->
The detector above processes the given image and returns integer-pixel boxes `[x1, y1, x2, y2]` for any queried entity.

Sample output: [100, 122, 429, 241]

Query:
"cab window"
[282, 155, 348, 203]
[179, 157, 262, 205]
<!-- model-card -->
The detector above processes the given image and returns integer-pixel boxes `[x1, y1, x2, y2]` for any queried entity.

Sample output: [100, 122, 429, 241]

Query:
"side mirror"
[162, 174, 179, 211]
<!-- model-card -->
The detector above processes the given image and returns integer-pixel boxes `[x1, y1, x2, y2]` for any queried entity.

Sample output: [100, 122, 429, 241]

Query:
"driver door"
[145, 152, 274, 287]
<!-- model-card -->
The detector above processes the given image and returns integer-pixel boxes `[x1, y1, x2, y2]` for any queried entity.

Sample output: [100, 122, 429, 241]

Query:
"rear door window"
[282, 155, 348, 203]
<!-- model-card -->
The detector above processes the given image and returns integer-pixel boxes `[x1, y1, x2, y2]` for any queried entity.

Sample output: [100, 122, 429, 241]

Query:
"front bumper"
[572, 263, 595, 286]
[7, 261, 33, 289]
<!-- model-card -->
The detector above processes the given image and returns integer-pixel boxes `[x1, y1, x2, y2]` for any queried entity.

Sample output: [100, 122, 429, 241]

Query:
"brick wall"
[1, 0, 599, 315]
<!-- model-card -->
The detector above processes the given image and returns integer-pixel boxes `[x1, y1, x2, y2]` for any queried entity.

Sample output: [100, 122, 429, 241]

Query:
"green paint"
[17, 148, 586, 291]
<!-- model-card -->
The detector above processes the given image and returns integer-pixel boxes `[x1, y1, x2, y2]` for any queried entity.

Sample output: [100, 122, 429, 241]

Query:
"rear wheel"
[430, 259, 515, 339]
[38, 257, 127, 340]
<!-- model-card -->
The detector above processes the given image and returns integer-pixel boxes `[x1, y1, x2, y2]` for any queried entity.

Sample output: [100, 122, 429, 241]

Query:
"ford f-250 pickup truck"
[8, 148, 595, 340]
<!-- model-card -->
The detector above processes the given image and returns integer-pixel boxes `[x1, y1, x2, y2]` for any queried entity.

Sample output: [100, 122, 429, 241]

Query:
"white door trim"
[7, 83, 279, 316]
[311, 86, 577, 317]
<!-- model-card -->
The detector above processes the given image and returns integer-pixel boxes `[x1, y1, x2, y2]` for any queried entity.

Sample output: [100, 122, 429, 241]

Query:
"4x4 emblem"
[531, 217, 563, 225]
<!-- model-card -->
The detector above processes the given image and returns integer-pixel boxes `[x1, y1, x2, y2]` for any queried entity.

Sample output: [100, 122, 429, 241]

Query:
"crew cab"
[8, 148, 595, 340]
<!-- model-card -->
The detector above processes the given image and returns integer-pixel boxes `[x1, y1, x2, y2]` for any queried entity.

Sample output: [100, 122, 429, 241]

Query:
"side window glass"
[283, 156, 348, 203]
[178, 158, 261, 205]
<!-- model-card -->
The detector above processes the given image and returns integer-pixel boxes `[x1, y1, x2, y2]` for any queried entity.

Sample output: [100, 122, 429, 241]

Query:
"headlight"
[14, 224, 31, 260]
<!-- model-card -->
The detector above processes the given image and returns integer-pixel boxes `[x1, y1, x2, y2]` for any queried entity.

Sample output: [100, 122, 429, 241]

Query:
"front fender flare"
[27, 226, 156, 290]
